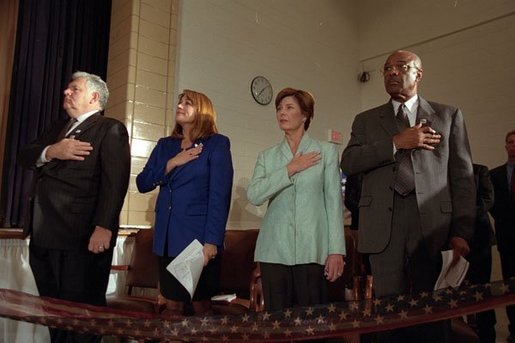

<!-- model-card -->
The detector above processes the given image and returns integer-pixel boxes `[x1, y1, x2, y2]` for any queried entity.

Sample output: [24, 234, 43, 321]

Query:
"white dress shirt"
[37, 110, 99, 165]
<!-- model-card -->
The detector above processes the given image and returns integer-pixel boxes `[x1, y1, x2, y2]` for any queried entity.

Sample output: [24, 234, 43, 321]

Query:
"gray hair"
[72, 71, 109, 109]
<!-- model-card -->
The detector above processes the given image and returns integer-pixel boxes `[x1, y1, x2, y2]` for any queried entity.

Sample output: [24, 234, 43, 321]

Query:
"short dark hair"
[274, 88, 314, 131]
[505, 129, 515, 142]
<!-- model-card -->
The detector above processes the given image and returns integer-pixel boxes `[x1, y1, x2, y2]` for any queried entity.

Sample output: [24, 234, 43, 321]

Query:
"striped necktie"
[394, 105, 415, 195]
[511, 166, 515, 205]
[57, 118, 77, 140]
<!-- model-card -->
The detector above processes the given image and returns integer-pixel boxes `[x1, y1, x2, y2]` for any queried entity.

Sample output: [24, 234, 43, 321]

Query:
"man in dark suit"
[341, 50, 475, 342]
[467, 163, 496, 342]
[490, 129, 515, 342]
[19, 71, 131, 343]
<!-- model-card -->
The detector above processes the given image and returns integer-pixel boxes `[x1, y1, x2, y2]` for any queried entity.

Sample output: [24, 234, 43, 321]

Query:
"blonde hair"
[171, 89, 218, 141]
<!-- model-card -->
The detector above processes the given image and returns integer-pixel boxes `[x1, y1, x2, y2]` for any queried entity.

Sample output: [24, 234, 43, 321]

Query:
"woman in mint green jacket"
[247, 87, 346, 312]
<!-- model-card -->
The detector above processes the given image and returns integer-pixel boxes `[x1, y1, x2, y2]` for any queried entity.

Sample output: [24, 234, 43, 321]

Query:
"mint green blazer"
[247, 134, 346, 266]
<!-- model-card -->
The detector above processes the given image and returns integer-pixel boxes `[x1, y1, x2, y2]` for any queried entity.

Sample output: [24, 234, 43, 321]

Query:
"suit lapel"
[41, 113, 102, 172]
[278, 133, 315, 161]
[378, 97, 435, 137]
[298, 133, 315, 153]
[68, 113, 101, 138]
[378, 102, 398, 137]
[496, 164, 511, 200]
[168, 136, 215, 185]
[417, 97, 435, 126]
[168, 137, 198, 187]
[279, 138, 293, 160]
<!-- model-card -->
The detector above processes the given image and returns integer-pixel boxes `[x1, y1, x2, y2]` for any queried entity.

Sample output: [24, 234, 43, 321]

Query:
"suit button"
[388, 207, 393, 212]
[389, 186, 393, 191]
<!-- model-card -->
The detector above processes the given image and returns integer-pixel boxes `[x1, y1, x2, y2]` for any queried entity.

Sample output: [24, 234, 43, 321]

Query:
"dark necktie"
[511, 167, 515, 205]
[57, 118, 77, 140]
[394, 105, 415, 195]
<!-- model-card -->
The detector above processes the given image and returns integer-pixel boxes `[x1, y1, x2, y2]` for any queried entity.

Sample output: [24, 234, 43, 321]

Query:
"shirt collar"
[74, 110, 99, 124]
[391, 95, 419, 115]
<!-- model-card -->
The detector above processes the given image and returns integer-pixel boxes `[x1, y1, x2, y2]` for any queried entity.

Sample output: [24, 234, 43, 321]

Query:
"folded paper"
[167, 239, 204, 298]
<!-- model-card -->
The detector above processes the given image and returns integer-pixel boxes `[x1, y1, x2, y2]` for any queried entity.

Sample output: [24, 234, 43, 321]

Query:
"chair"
[248, 263, 264, 312]
[107, 228, 161, 314]
[451, 317, 480, 343]
[107, 228, 263, 316]
[216, 228, 360, 313]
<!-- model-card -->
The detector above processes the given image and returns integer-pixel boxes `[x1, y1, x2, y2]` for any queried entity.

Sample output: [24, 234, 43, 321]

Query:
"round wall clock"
[250, 76, 273, 105]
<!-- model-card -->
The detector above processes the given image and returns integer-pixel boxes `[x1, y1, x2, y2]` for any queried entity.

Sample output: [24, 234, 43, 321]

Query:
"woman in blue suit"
[137, 89, 233, 317]
[247, 88, 346, 311]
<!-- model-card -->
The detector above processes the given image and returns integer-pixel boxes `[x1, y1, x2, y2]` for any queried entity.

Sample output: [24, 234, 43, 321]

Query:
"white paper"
[434, 249, 470, 290]
[211, 293, 237, 302]
[166, 239, 205, 298]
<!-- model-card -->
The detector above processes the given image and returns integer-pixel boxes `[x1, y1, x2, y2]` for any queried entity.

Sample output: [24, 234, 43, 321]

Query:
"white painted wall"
[357, 0, 515, 168]
[175, 0, 361, 228]
[174, 0, 515, 228]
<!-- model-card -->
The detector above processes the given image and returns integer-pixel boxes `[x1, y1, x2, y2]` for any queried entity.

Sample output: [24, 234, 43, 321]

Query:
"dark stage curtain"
[1, 0, 112, 227]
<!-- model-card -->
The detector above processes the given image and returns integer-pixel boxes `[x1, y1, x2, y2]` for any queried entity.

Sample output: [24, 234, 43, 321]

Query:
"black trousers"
[29, 242, 113, 343]
[366, 192, 451, 343]
[260, 262, 327, 312]
[468, 233, 496, 342]
[499, 247, 515, 336]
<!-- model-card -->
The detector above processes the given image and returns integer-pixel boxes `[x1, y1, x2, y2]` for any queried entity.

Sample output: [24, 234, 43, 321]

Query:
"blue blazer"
[136, 134, 233, 257]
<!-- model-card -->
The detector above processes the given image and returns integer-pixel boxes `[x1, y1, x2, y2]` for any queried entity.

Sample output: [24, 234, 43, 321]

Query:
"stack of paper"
[166, 239, 205, 298]
[434, 250, 469, 290]
[211, 294, 237, 302]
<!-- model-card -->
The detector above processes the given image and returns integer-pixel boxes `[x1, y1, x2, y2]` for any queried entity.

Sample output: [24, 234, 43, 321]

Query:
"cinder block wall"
[105, 0, 179, 227]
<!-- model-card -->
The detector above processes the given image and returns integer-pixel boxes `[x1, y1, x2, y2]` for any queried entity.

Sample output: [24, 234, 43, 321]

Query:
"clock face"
[251, 76, 273, 105]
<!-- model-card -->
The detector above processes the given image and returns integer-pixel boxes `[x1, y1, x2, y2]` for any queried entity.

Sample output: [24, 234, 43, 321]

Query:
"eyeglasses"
[382, 63, 421, 74]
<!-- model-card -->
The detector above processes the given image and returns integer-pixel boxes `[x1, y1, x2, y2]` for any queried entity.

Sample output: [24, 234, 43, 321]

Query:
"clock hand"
[257, 85, 271, 97]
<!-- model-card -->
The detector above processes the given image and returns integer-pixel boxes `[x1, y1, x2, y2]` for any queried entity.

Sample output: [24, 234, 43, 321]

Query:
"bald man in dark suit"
[341, 50, 475, 342]
[19, 71, 130, 343]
